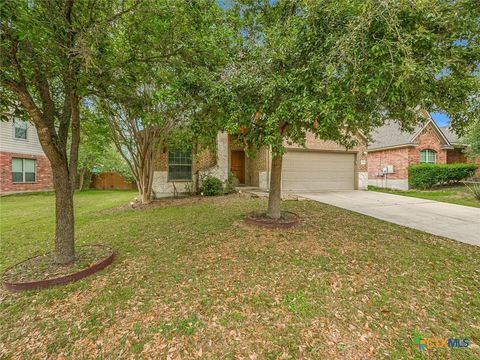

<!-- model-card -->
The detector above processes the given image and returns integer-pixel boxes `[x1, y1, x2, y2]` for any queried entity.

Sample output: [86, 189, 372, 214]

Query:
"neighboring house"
[152, 131, 368, 198]
[368, 112, 477, 190]
[0, 119, 53, 193]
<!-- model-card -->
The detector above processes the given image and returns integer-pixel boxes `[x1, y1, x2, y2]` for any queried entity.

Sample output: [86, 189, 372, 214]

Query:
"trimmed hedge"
[200, 176, 224, 196]
[408, 163, 478, 189]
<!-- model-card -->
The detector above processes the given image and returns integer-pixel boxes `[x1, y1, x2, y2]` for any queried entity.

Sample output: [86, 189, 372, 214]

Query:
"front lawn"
[1, 191, 479, 359]
[370, 184, 480, 208]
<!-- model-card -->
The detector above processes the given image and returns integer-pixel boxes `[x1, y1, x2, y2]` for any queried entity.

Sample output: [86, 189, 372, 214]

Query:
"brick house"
[152, 131, 368, 198]
[0, 119, 53, 194]
[368, 113, 476, 190]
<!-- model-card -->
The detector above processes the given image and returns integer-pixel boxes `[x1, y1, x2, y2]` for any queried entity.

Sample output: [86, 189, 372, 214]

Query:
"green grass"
[1, 190, 479, 359]
[369, 184, 480, 208]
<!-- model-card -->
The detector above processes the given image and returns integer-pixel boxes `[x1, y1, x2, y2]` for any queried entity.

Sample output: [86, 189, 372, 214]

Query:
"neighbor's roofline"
[368, 143, 418, 152]
[410, 113, 452, 146]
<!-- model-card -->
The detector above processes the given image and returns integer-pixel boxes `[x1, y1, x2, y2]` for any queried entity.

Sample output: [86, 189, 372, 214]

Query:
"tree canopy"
[217, 0, 480, 218]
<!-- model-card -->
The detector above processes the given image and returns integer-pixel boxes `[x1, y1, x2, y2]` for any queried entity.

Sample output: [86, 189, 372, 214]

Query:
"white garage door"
[282, 151, 355, 192]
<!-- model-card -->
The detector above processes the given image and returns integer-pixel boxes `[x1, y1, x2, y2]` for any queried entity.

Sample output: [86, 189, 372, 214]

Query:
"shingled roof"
[368, 121, 424, 150]
[368, 116, 456, 151]
[439, 126, 460, 144]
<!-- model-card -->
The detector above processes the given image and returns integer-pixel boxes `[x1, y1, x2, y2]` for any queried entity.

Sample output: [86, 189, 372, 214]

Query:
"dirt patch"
[244, 210, 300, 228]
[99, 192, 253, 215]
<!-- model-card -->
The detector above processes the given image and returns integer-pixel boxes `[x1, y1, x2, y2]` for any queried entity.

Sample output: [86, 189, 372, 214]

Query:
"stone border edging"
[2, 245, 114, 292]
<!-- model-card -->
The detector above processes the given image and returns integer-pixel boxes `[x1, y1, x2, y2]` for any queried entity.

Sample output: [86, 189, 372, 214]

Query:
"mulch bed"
[2, 244, 114, 291]
[245, 211, 300, 229]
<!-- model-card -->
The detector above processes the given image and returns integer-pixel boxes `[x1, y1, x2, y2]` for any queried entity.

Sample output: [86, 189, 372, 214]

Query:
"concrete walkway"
[301, 191, 480, 246]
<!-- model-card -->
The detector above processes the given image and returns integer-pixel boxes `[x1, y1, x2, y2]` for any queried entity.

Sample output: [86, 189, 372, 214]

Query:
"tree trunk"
[266, 154, 283, 219]
[135, 139, 156, 204]
[137, 162, 154, 204]
[52, 164, 75, 264]
[78, 168, 85, 190]
[83, 171, 92, 190]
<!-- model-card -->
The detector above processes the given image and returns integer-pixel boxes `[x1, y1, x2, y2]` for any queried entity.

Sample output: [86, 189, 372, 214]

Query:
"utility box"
[383, 165, 394, 174]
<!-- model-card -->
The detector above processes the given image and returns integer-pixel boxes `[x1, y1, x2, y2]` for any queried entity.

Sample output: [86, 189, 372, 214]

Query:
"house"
[0, 119, 53, 194]
[151, 131, 368, 198]
[367, 112, 477, 190]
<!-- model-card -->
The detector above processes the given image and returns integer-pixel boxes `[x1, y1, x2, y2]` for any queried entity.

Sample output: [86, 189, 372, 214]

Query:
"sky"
[430, 112, 450, 127]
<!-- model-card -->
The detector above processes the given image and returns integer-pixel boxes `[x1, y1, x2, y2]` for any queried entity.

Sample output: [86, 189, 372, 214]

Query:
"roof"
[439, 126, 460, 144]
[368, 121, 425, 150]
[368, 115, 456, 151]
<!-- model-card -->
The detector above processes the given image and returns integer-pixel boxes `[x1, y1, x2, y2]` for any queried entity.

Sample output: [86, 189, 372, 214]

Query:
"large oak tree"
[220, 0, 480, 219]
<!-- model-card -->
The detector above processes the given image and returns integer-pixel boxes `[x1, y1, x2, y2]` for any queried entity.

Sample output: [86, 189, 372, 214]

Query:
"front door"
[230, 150, 245, 184]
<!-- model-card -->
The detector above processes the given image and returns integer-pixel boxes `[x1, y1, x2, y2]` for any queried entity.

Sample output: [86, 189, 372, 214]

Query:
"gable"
[369, 112, 453, 151]
[411, 120, 451, 148]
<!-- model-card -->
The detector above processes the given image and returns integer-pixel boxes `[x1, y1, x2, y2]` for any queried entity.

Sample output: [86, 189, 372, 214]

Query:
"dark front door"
[231, 150, 245, 184]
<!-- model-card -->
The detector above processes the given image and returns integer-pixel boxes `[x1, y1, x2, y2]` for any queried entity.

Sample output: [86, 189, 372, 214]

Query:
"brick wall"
[154, 147, 216, 174]
[368, 123, 449, 181]
[0, 151, 53, 193]
[368, 147, 410, 180]
[409, 123, 447, 164]
[447, 148, 468, 163]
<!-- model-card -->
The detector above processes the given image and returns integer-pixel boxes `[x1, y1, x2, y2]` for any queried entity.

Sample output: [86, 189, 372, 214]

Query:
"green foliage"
[200, 176, 224, 196]
[465, 182, 480, 200]
[224, 172, 239, 194]
[219, 1, 480, 156]
[461, 119, 480, 159]
[92, 1, 229, 201]
[408, 163, 478, 189]
[77, 107, 133, 188]
[91, 146, 133, 181]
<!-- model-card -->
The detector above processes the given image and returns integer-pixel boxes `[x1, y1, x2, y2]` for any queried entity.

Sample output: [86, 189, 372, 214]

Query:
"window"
[168, 148, 192, 180]
[14, 120, 28, 140]
[12, 158, 36, 183]
[420, 149, 437, 164]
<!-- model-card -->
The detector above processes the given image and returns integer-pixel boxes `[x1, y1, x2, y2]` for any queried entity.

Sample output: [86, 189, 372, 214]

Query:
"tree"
[100, 92, 176, 204]
[76, 107, 109, 190]
[95, 0, 230, 203]
[462, 119, 480, 159]
[0, 0, 139, 264]
[77, 108, 132, 190]
[220, 0, 480, 219]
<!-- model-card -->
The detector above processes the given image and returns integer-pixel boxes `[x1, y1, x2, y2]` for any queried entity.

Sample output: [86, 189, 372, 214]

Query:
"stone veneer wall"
[0, 152, 53, 193]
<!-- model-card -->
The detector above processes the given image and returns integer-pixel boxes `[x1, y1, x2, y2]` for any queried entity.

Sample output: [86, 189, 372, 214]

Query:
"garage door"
[282, 151, 355, 192]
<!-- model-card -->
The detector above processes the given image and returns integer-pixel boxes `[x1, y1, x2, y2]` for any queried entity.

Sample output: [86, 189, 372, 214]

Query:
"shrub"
[224, 172, 239, 194]
[464, 181, 480, 200]
[200, 176, 224, 196]
[408, 163, 478, 189]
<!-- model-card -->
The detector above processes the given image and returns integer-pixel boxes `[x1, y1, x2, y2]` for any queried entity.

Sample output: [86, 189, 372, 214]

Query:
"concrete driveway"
[301, 191, 480, 246]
